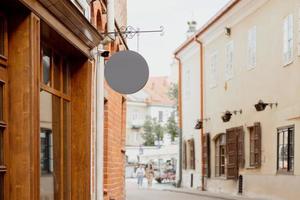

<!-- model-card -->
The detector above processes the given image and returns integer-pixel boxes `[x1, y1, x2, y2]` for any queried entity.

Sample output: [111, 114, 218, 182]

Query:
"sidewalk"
[164, 188, 267, 200]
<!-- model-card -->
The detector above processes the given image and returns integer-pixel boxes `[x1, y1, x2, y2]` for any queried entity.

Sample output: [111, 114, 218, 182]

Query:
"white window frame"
[209, 51, 218, 88]
[247, 26, 256, 69]
[225, 41, 234, 80]
[283, 14, 294, 66]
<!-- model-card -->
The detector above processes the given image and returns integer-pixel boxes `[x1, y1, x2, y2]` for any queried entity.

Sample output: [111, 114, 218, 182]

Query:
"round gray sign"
[105, 50, 149, 94]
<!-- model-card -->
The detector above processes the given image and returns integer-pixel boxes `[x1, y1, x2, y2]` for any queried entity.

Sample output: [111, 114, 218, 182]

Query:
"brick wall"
[92, 1, 127, 200]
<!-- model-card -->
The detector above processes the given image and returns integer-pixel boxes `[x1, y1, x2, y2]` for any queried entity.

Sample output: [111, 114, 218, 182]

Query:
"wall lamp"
[221, 109, 242, 123]
[194, 118, 211, 129]
[254, 100, 278, 112]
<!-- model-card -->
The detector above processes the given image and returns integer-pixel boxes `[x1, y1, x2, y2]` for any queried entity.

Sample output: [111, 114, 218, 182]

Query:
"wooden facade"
[1, 0, 101, 199]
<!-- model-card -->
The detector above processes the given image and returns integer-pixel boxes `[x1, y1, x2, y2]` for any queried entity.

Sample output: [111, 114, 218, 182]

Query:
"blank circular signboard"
[105, 50, 149, 94]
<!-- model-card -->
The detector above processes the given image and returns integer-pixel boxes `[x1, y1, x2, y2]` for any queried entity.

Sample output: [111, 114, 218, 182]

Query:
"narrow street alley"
[126, 179, 218, 200]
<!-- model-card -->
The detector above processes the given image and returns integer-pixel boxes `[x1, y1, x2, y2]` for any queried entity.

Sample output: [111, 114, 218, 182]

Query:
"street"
[126, 179, 219, 200]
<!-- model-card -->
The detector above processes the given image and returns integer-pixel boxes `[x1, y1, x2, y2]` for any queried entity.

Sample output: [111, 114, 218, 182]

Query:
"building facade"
[125, 77, 178, 177]
[92, 1, 128, 200]
[175, 0, 300, 199]
[0, 0, 102, 199]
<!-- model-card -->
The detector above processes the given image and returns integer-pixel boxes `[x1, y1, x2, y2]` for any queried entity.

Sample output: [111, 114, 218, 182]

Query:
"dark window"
[40, 129, 53, 174]
[215, 134, 226, 177]
[202, 133, 211, 177]
[182, 140, 187, 170]
[189, 139, 195, 170]
[277, 126, 294, 173]
[42, 47, 51, 86]
[0, 16, 4, 56]
[249, 122, 261, 167]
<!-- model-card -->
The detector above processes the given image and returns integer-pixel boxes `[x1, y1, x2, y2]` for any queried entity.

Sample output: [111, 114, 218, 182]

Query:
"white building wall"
[196, 0, 300, 199]
[178, 43, 202, 189]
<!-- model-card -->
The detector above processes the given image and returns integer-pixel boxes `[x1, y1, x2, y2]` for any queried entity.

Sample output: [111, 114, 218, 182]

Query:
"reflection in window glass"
[53, 54, 61, 90]
[0, 17, 4, 56]
[63, 61, 70, 94]
[40, 130, 53, 174]
[42, 48, 51, 86]
[277, 127, 294, 173]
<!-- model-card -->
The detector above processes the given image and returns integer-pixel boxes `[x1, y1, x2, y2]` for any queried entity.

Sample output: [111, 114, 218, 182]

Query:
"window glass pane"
[53, 54, 61, 91]
[40, 91, 61, 199]
[0, 16, 4, 56]
[63, 100, 71, 199]
[63, 61, 70, 94]
[42, 48, 51, 86]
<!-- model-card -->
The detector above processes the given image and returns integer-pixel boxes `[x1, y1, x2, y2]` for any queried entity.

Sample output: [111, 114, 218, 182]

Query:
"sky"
[127, 0, 230, 77]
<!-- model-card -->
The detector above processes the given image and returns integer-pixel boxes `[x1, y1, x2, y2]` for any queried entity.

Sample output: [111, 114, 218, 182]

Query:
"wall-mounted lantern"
[254, 100, 278, 112]
[225, 27, 231, 37]
[221, 111, 232, 123]
[194, 118, 211, 129]
[221, 109, 242, 123]
[194, 119, 203, 129]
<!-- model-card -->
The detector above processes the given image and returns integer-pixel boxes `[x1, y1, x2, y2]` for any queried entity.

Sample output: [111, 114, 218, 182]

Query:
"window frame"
[215, 134, 226, 177]
[0, 12, 8, 62]
[209, 51, 218, 88]
[0, 11, 8, 200]
[277, 125, 294, 175]
[225, 41, 234, 81]
[247, 26, 256, 69]
[283, 14, 294, 66]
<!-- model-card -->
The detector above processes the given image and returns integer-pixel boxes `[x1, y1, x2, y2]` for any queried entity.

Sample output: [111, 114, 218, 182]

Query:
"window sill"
[283, 60, 294, 67]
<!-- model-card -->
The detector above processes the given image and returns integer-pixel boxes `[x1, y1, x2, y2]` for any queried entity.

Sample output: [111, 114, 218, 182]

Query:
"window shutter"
[254, 122, 262, 167]
[215, 137, 220, 177]
[183, 140, 187, 170]
[237, 127, 245, 168]
[226, 128, 238, 180]
[190, 139, 195, 170]
[202, 133, 211, 177]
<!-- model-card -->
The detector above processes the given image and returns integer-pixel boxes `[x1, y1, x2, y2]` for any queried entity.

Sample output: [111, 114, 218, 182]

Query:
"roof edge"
[173, 0, 241, 56]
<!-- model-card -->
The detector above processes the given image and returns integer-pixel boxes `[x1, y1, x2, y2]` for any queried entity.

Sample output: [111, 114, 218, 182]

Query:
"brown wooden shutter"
[190, 139, 195, 170]
[202, 133, 211, 177]
[183, 140, 187, 170]
[226, 128, 238, 180]
[237, 127, 245, 168]
[254, 122, 262, 167]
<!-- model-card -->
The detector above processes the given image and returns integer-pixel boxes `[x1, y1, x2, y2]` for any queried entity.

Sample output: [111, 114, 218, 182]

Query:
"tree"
[167, 83, 178, 106]
[142, 116, 164, 146]
[142, 116, 155, 146]
[165, 114, 179, 142]
[153, 118, 164, 142]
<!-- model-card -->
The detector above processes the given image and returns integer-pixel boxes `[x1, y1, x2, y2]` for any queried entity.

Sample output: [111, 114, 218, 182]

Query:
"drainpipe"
[194, 37, 205, 191]
[101, 0, 115, 44]
[174, 55, 182, 187]
[90, 45, 105, 200]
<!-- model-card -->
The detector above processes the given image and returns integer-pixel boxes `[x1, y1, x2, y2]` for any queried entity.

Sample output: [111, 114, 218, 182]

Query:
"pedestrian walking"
[136, 164, 145, 188]
[145, 164, 154, 188]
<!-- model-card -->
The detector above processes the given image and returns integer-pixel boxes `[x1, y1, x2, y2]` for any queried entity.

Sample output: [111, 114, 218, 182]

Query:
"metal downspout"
[174, 55, 182, 188]
[194, 37, 205, 191]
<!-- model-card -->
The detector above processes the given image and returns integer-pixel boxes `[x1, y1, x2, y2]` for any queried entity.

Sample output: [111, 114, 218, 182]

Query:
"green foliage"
[165, 114, 179, 142]
[142, 116, 165, 146]
[167, 83, 178, 105]
[142, 116, 155, 146]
